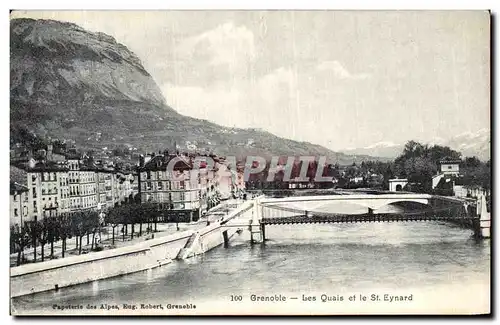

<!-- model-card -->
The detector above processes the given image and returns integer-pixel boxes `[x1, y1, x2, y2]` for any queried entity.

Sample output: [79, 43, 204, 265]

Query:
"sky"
[10, 10, 491, 151]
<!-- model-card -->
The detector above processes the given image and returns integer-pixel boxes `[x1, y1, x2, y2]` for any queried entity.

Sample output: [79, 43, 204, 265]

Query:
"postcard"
[9, 10, 491, 316]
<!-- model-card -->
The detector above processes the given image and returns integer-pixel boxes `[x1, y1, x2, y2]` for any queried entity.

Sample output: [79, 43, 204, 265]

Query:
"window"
[13, 194, 18, 202]
[158, 182, 163, 190]
[448, 166, 452, 170]
[32, 188, 37, 198]
[14, 209, 18, 217]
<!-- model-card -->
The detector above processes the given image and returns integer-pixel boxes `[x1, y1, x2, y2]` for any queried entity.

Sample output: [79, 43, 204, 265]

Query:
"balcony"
[42, 190, 58, 195]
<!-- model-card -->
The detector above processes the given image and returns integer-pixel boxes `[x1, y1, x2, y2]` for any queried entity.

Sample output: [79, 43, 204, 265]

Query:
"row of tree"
[104, 203, 198, 245]
[10, 210, 102, 266]
[10, 203, 194, 266]
[392, 141, 490, 192]
[243, 140, 491, 193]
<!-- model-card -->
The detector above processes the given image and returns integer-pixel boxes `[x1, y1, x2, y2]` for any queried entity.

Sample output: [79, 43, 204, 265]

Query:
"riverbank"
[12, 221, 490, 316]
[10, 200, 256, 298]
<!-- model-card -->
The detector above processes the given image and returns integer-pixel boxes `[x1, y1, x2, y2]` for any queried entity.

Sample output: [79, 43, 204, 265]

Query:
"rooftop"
[10, 182, 28, 195]
[139, 154, 193, 172]
[439, 157, 462, 164]
[10, 165, 27, 185]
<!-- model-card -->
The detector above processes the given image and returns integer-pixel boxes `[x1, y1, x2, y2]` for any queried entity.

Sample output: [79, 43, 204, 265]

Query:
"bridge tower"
[260, 222, 266, 242]
[477, 194, 491, 239]
[249, 199, 265, 244]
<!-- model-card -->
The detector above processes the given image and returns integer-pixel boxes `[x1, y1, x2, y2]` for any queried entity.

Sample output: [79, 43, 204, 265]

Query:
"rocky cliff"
[10, 18, 377, 164]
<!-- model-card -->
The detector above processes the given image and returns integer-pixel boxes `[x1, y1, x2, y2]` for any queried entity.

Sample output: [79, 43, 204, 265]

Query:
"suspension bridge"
[221, 193, 490, 242]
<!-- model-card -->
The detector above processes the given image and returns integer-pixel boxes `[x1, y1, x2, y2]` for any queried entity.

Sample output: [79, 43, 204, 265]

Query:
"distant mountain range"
[341, 129, 491, 161]
[10, 18, 381, 165]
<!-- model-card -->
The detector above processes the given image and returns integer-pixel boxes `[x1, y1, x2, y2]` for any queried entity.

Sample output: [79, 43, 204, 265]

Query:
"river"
[11, 220, 490, 315]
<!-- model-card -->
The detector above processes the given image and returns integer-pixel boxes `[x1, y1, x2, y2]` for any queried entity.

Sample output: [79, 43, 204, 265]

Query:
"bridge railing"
[260, 204, 473, 221]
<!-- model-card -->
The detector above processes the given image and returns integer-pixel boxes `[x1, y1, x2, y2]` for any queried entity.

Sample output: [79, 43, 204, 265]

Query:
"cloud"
[163, 83, 246, 127]
[162, 66, 298, 132]
[316, 60, 370, 80]
[177, 22, 256, 76]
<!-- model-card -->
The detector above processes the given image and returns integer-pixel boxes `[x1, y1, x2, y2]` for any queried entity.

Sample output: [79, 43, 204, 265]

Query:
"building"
[388, 178, 408, 192]
[10, 159, 69, 222]
[78, 164, 98, 211]
[10, 182, 29, 227]
[66, 152, 82, 212]
[65, 152, 99, 212]
[34, 162, 69, 218]
[439, 158, 461, 176]
[432, 158, 462, 190]
[214, 160, 233, 200]
[137, 152, 224, 221]
[95, 167, 108, 210]
[10, 144, 140, 224]
[58, 168, 70, 214]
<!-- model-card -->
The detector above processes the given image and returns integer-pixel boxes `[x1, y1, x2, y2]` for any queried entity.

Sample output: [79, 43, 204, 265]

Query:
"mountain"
[10, 18, 379, 165]
[341, 129, 491, 161]
[441, 129, 490, 161]
[342, 142, 402, 160]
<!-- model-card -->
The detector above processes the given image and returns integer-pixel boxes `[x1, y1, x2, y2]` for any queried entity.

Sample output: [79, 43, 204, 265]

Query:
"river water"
[12, 220, 490, 315]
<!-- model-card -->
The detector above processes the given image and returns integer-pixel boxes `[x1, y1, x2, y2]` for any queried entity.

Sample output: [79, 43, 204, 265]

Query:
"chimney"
[28, 157, 36, 169]
[47, 144, 53, 161]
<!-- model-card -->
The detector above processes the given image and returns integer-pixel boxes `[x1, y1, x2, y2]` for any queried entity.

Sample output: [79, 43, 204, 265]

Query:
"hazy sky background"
[11, 11, 490, 151]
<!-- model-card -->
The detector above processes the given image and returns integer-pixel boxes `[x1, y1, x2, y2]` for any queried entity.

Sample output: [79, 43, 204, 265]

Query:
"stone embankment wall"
[10, 230, 193, 298]
[11, 200, 256, 298]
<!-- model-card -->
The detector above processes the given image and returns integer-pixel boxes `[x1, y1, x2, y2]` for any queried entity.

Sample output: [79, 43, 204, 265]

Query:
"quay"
[10, 199, 256, 298]
[10, 192, 490, 298]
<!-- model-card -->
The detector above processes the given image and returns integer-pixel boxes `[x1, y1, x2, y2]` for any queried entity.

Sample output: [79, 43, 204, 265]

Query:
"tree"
[464, 156, 481, 168]
[58, 213, 72, 258]
[461, 160, 491, 191]
[393, 141, 463, 192]
[403, 156, 436, 191]
[105, 207, 123, 246]
[11, 224, 30, 266]
[71, 211, 86, 255]
[84, 210, 100, 250]
[36, 218, 49, 262]
[46, 216, 60, 259]
[27, 220, 40, 262]
[345, 164, 357, 179]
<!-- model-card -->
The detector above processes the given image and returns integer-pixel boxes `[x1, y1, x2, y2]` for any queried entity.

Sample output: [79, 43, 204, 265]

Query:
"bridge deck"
[259, 193, 434, 205]
[261, 213, 477, 225]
